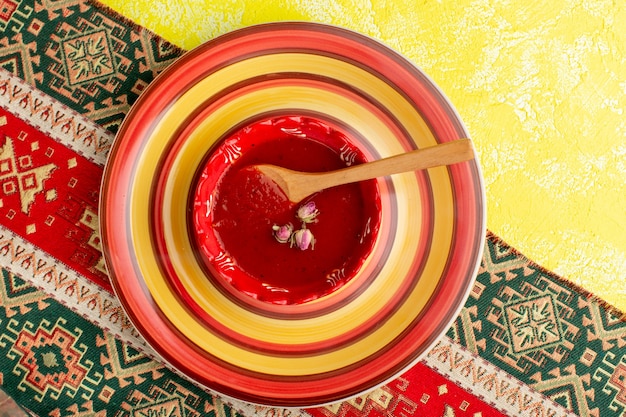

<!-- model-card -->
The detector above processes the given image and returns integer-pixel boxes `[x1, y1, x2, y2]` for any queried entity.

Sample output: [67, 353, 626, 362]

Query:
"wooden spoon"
[255, 138, 475, 203]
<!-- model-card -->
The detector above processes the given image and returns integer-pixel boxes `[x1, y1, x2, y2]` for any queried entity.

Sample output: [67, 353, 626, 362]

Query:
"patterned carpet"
[0, 1, 624, 416]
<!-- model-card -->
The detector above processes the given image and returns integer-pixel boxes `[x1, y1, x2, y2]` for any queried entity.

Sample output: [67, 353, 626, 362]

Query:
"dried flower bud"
[272, 223, 293, 244]
[293, 228, 315, 251]
[297, 201, 319, 224]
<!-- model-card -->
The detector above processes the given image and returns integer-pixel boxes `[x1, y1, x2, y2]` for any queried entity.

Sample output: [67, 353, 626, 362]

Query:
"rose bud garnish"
[272, 223, 293, 244]
[293, 228, 315, 251]
[296, 201, 319, 224]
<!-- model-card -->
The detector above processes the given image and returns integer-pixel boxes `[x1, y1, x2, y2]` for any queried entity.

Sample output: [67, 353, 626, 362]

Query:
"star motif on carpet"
[0, 136, 56, 214]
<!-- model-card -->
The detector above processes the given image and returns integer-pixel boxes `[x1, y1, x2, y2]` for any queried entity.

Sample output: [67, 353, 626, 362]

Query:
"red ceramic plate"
[100, 22, 486, 407]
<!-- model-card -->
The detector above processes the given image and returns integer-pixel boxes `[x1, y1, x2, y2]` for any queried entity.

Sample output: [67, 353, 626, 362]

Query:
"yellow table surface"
[99, 0, 626, 312]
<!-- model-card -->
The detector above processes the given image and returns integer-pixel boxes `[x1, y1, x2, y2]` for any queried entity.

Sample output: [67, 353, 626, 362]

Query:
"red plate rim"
[100, 22, 486, 407]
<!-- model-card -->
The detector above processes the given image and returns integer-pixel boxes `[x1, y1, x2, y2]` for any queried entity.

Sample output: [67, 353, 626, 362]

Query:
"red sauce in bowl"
[191, 116, 381, 305]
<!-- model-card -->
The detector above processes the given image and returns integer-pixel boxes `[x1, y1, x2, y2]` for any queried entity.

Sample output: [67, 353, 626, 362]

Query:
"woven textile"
[0, 1, 624, 416]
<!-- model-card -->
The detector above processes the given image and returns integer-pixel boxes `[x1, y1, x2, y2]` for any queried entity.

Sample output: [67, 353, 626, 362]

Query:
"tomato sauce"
[191, 116, 380, 305]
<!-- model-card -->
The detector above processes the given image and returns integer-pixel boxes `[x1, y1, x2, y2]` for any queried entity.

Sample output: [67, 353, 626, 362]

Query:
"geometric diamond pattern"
[504, 294, 562, 353]
[5, 316, 101, 401]
[0, 0, 183, 133]
[448, 234, 626, 417]
[61, 29, 115, 86]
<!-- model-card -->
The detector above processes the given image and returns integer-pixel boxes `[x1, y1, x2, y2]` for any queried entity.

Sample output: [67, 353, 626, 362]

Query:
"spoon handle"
[312, 138, 475, 189]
